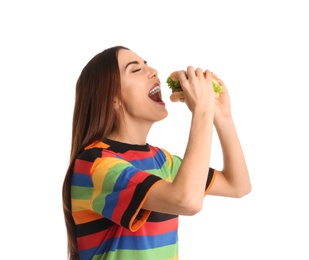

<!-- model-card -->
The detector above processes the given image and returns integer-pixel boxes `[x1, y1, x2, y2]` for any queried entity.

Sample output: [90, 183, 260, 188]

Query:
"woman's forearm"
[215, 116, 251, 197]
[171, 110, 214, 211]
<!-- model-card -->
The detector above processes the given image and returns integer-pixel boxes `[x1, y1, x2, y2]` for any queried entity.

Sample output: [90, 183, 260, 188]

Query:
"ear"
[113, 98, 122, 110]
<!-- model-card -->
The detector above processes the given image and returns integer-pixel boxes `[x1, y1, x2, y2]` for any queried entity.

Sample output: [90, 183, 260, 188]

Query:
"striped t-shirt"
[71, 138, 215, 260]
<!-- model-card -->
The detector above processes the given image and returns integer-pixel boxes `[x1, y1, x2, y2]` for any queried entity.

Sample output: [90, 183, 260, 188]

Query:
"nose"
[148, 67, 158, 79]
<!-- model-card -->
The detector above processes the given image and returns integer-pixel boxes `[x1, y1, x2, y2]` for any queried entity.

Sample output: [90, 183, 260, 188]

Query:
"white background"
[1, 0, 308, 259]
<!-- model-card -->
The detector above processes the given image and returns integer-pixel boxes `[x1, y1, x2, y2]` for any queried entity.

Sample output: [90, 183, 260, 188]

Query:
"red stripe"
[77, 229, 109, 250]
[120, 148, 158, 161]
[123, 218, 178, 236]
[102, 150, 117, 157]
[77, 225, 119, 250]
[74, 159, 93, 176]
[111, 171, 150, 222]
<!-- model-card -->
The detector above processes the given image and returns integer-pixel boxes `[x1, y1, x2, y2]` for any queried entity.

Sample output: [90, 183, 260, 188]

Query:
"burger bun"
[170, 91, 185, 102]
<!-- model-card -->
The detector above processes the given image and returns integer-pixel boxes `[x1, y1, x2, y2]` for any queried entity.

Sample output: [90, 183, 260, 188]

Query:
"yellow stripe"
[71, 199, 91, 211]
[161, 148, 172, 168]
[91, 157, 127, 196]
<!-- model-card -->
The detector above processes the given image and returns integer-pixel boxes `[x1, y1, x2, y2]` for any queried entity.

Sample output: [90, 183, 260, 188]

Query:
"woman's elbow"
[234, 183, 252, 198]
[177, 194, 204, 215]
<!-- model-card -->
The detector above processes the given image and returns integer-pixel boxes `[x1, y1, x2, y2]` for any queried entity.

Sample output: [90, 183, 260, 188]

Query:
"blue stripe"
[102, 166, 140, 219]
[72, 172, 93, 187]
[120, 149, 166, 170]
[116, 230, 178, 250]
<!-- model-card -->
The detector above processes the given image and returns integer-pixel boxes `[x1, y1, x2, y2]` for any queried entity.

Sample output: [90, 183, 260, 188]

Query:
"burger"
[166, 70, 223, 102]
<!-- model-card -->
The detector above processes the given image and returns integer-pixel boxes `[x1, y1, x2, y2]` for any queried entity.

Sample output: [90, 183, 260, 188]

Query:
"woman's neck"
[108, 121, 152, 145]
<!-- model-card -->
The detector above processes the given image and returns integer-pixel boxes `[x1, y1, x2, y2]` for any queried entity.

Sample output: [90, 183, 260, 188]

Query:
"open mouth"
[149, 85, 163, 102]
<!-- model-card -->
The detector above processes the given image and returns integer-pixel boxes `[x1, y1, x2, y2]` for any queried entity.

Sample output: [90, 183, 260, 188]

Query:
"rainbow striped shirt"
[71, 138, 215, 260]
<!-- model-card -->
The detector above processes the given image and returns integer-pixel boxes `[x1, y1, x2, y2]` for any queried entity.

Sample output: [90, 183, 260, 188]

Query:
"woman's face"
[117, 49, 168, 124]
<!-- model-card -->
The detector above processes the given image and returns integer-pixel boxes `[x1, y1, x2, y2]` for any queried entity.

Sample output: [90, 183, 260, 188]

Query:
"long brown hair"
[62, 45, 129, 259]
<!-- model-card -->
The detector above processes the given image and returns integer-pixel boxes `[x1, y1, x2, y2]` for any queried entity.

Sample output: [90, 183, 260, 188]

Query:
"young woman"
[62, 45, 251, 260]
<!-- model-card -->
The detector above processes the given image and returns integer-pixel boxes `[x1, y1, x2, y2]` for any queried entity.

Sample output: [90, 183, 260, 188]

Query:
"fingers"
[187, 66, 196, 79]
[178, 66, 224, 94]
[195, 68, 204, 78]
[178, 66, 203, 86]
[178, 70, 188, 83]
[211, 71, 218, 79]
[186, 66, 206, 81]
[178, 67, 193, 91]
[217, 78, 225, 87]
[204, 70, 217, 84]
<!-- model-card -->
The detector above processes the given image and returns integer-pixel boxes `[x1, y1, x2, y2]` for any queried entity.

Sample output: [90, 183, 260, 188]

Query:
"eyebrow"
[125, 60, 147, 70]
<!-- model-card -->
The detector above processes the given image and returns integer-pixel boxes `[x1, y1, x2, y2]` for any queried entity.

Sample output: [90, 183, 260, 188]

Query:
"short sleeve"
[90, 157, 163, 231]
[204, 168, 217, 195]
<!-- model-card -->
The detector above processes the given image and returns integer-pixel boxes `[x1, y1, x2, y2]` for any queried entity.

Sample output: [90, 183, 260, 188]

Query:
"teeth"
[149, 86, 161, 96]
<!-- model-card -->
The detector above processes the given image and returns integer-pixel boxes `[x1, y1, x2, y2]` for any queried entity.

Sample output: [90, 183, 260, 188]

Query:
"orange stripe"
[72, 210, 103, 225]
[205, 169, 217, 195]
[85, 140, 109, 150]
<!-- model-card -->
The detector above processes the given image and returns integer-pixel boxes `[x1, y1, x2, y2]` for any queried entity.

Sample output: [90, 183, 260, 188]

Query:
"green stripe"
[71, 186, 93, 200]
[92, 243, 178, 260]
[92, 162, 131, 213]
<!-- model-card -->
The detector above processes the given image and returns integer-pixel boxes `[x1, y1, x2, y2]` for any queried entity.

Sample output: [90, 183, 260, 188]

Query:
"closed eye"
[125, 60, 147, 73]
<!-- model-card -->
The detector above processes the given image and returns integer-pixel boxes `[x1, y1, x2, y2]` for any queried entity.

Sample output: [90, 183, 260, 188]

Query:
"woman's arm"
[143, 68, 216, 215]
[208, 79, 251, 197]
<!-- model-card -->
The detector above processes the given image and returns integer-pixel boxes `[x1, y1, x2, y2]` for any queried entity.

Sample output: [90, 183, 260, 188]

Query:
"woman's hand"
[214, 78, 232, 126]
[178, 67, 215, 114]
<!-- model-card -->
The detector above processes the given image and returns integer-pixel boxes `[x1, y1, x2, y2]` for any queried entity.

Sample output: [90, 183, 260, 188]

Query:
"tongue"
[149, 92, 162, 102]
